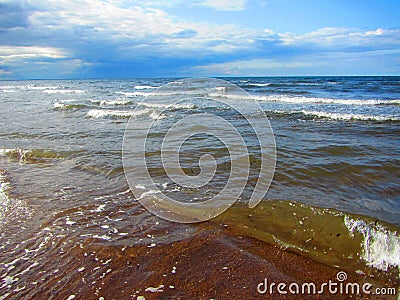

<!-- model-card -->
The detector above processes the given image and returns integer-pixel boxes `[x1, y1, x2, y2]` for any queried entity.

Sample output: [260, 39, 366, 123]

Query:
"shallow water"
[0, 76, 399, 298]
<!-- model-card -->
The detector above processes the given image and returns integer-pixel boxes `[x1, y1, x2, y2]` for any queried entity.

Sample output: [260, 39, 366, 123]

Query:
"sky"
[0, 0, 399, 79]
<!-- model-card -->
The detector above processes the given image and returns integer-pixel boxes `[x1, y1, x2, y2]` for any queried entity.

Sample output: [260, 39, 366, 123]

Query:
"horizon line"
[1, 74, 400, 81]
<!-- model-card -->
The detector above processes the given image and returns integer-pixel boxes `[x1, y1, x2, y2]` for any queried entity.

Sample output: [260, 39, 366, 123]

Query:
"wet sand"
[19, 223, 395, 300]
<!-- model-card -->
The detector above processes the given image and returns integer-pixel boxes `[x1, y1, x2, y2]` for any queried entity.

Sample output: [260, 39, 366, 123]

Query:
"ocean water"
[0, 76, 399, 297]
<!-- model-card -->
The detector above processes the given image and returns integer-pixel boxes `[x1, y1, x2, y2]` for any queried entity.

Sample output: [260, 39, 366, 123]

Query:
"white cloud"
[0, 1, 399, 77]
[0, 46, 67, 61]
[91, 0, 247, 11]
[202, 0, 246, 11]
[279, 27, 400, 48]
[26, 0, 257, 55]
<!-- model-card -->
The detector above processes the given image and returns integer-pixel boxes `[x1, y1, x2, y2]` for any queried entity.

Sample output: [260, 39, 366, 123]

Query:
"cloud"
[0, 46, 66, 58]
[0, 46, 67, 61]
[25, 0, 255, 52]
[0, 0, 399, 78]
[101, 0, 247, 11]
[0, 0, 258, 77]
[3, 58, 90, 79]
[202, 0, 247, 11]
[0, 0, 33, 29]
[279, 27, 400, 50]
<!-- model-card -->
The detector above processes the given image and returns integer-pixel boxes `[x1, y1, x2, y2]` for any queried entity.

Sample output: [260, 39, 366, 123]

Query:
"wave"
[86, 101, 195, 119]
[137, 102, 196, 110]
[115, 91, 149, 97]
[214, 86, 227, 92]
[259, 95, 400, 106]
[300, 110, 400, 122]
[246, 83, 271, 87]
[133, 85, 159, 90]
[266, 110, 400, 122]
[0, 148, 78, 164]
[26, 85, 60, 90]
[0, 85, 25, 89]
[90, 99, 133, 106]
[345, 216, 400, 272]
[1, 89, 19, 93]
[54, 99, 134, 110]
[220, 200, 400, 281]
[116, 90, 203, 98]
[44, 89, 85, 94]
[86, 108, 151, 119]
[1, 85, 60, 92]
[210, 93, 400, 106]
[54, 101, 88, 110]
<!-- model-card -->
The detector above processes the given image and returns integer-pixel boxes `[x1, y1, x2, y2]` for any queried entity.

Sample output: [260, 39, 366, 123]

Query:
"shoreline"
[18, 224, 397, 300]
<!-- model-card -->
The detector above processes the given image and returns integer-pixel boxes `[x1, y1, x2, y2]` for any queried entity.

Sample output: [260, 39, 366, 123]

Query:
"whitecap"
[44, 89, 85, 94]
[300, 110, 400, 121]
[134, 85, 159, 89]
[262, 95, 400, 106]
[247, 83, 271, 87]
[345, 216, 400, 273]
[90, 99, 132, 106]
[210, 93, 400, 106]
[86, 108, 150, 119]
[115, 91, 149, 97]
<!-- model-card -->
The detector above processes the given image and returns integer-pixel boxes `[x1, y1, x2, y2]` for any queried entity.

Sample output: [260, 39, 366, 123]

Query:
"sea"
[0, 76, 399, 298]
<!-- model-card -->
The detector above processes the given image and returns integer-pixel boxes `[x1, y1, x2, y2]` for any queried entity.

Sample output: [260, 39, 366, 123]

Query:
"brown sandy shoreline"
[24, 224, 396, 300]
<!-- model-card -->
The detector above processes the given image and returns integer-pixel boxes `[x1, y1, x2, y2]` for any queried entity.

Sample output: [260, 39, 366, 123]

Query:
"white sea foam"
[53, 99, 86, 110]
[214, 86, 227, 92]
[1, 89, 19, 93]
[0, 172, 11, 214]
[344, 216, 400, 273]
[55, 99, 78, 103]
[138, 102, 195, 110]
[300, 110, 400, 121]
[26, 85, 59, 90]
[86, 108, 151, 119]
[134, 85, 159, 89]
[0, 85, 25, 89]
[260, 95, 400, 106]
[54, 103, 66, 109]
[247, 83, 271, 87]
[1, 85, 60, 92]
[115, 91, 149, 97]
[266, 110, 399, 122]
[149, 111, 167, 120]
[210, 92, 400, 106]
[208, 92, 248, 100]
[116, 90, 198, 97]
[44, 89, 85, 94]
[0, 148, 31, 162]
[90, 99, 133, 106]
[0, 171, 29, 225]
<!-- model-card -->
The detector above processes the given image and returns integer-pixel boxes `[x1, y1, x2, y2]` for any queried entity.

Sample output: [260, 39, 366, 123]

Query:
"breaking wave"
[266, 110, 400, 122]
